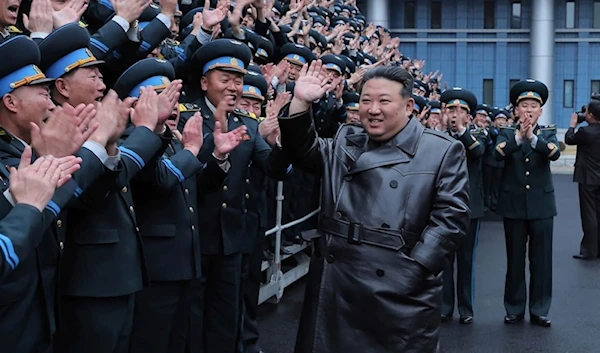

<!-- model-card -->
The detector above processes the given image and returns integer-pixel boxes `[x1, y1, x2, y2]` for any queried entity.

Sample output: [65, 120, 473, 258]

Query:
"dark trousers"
[577, 183, 600, 257]
[238, 229, 266, 353]
[130, 280, 190, 353]
[503, 217, 553, 317]
[187, 252, 243, 353]
[483, 165, 502, 211]
[442, 218, 480, 317]
[60, 294, 135, 353]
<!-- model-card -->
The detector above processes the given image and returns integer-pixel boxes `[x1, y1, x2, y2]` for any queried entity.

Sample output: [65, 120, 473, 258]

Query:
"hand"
[519, 115, 531, 140]
[31, 103, 97, 157]
[130, 87, 159, 131]
[202, 0, 228, 31]
[110, 0, 151, 24]
[159, 0, 178, 17]
[190, 12, 203, 35]
[23, 0, 54, 33]
[525, 115, 535, 140]
[213, 121, 247, 157]
[348, 67, 366, 86]
[157, 80, 182, 127]
[570, 112, 579, 127]
[334, 78, 345, 98]
[292, 60, 332, 105]
[214, 100, 229, 133]
[266, 92, 292, 118]
[181, 112, 204, 156]
[52, 0, 88, 29]
[89, 90, 132, 146]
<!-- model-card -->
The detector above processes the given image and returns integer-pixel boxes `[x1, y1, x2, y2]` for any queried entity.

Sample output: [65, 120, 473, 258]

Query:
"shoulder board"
[78, 21, 88, 28]
[7, 26, 21, 33]
[179, 103, 201, 113]
[165, 38, 180, 46]
[234, 108, 258, 120]
[0, 126, 14, 143]
[541, 124, 556, 130]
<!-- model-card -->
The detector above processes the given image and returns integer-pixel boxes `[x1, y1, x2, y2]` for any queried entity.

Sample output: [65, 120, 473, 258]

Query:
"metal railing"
[259, 181, 321, 305]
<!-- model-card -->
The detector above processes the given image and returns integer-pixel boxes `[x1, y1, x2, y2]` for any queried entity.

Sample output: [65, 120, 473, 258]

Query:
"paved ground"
[256, 174, 600, 353]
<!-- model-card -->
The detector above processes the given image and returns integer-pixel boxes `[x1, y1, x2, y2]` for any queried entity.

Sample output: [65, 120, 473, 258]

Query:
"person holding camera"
[565, 98, 600, 260]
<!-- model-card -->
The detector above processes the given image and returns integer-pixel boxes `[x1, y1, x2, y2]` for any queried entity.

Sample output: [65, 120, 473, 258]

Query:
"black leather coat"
[279, 108, 470, 353]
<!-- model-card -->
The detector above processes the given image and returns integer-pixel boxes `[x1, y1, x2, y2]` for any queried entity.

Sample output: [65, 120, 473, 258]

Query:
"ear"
[54, 78, 70, 99]
[2, 93, 19, 114]
[200, 75, 209, 92]
[405, 96, 414, 115]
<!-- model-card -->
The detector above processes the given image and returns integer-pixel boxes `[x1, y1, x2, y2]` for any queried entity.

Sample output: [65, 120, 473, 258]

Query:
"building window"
[431, 1, 442, 29]
[595, 1, 600, 28]
[484, 1, 495, 29]
[510, 79, 520, 89]
[564, 80, 574, 108]
[511, 1, 522, 29]
[566, 1, 576, 28]
[592, 80, 600, 95]
[405, 1, 416, 29]
[483, 79, 494, 106]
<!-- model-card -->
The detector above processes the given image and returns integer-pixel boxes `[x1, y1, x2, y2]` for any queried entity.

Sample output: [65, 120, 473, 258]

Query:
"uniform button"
[525, 158, 530, 163]
[390, 180, 398, 188]
[136, 227, 140, 233]
[248, 164, 251, 168]
[245, 193, 250, 199]
[129, 206, 134, 213]
[376, 269, 385, 277]
[184, 188, 190, 195]
[189, 206, 194, 213]
[121, 186, 128, 193]
[326, 254, 335, 263]
[234, 117, 239, 122]
[243, 208, 248, 214]
[191, 225, 195, 231]
[59, 241, 64, 250]
[57, 219, 63, 228]
[246, 179, 250, 184]
[344, 175, 353, 182]
[223, 185, 228, 191]
[222, 203, 227, 208]
[526, 185, 530, 190]
[334, 212, 342, 219]
[525, 171, 530, 176]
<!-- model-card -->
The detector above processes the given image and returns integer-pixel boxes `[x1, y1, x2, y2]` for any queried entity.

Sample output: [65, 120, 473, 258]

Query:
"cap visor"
[29, 78, 56, 86]
[80, 60, 106, 68]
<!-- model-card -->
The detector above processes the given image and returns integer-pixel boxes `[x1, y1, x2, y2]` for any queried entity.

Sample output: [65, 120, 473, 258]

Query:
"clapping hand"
[213, 121, 247, 158]
[180, 112, 204, 156]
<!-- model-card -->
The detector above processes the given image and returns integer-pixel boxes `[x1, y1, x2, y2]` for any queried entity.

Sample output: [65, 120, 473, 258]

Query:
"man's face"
[165, 105, 180, 131]
[515, 99, 542, 125]
[0, 0, 21, 26]
[445, 105, 469, 132]
[201, 70, 243, 112]
[326, 68, 340, 83]
[494, 116, 507, 127]
[345, 110, 359, 124]
[3, 85, 55, 137]
[314, 23, 324, 33]
[474, 113, 488, 127]
[241, 14, 254, 28]
[359, 78, 413, 142]
[428, 112, 440, 128]
[55, 66, 106, 106]
[287, 61, 303, 81]
[170, 17, 180, 38]
[50, 0, 68, 11]
[238, 97, 262, 117]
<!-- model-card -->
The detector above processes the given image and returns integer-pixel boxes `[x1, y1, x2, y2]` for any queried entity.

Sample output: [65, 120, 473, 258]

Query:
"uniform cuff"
[30, 32, 49, 39]
[112, 15, 131, 32]
[156, 13, 172, 29]
[529, 134, 538, 148]
[83, 141, 121, 170]
[196, 29, 212, 45]
[514, 133, 523, 146]
[3, 189, 15, 207]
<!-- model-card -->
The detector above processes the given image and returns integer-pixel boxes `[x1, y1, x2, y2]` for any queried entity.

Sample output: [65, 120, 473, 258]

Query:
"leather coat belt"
[319, 216, 407, 251]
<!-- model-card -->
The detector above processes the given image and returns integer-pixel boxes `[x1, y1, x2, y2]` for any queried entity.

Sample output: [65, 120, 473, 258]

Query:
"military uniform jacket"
[278, 109, 470, 353]
[483, 126, 505, 168]
[313, 93, 347, 138]
[132, 137, 226, 282]
[60, 126, 170, 297]
[452, 127, 487, 219]
[493, 124, 560, 220]
[565, 123, 600, 185]
[179, 97, 290, 255]
[0, 132, 108, 352]
[160, 35, 202, 77]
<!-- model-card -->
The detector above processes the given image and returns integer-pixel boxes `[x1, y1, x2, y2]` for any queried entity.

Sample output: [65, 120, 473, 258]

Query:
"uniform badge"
[547, 142, 556, 150]
[230, 58, 239, 66]
[242, 133, 251, 141]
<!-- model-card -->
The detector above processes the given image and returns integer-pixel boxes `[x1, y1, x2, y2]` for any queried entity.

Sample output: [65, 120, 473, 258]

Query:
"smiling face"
[2, 84, 55, 143]
[53, 66, 106, 107]
[0, 0, 21, 26]
[359, 77, 413, 142]
[201, 70, 244, 113]
[515, 98, 543, 125]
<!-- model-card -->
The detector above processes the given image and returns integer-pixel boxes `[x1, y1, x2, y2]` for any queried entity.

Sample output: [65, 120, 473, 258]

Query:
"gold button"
[222, 203, 227, 208]
[245, 179, 250, 184]
[57, 219, 63, 228]
[223, 185, 228, 191]
[245, 193, 250, 199]
[189, 206, 194, 213]
[526, 185, 530, 190]
[59, 241, 64, 250]
[191, 225, 195, 230]
[184, 189, 189, 195]
[525, 158, 530, 163]
[525, 171, 530, 176]
[122, 186, 128, 193]
[243, 208, 248, 213]
[129, 206, 134, 213]
[136, 227, 140, 232]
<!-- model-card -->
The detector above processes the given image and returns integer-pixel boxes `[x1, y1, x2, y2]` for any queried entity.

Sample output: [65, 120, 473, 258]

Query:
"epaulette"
[0, 126, 14, 143]
[78, 21, 88, 28]
[164, 38, 180, 46]
[7, 26, 21, 33]
[234, 108, 258, 120]
[179, 103, 201, 113]
[540, 124, 557, 130]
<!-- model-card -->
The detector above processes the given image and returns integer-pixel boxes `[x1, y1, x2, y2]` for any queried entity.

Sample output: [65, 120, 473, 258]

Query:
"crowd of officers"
[0, 0, 562, 352]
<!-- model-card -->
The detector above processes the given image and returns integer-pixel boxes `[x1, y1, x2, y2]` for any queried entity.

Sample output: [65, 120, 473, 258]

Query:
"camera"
[576, 105, 587, 124]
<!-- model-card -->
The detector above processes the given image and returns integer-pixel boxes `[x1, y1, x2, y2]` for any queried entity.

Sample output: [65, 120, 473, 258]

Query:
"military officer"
[316, 53, 347, 138]
[342, 91, 360, 124]
[279, 42, 316, 83]
[441, 88, 487, 324]
[494, 79, 559, 327]
[179, 38, 289, 353]
[110, 58, 245, 353]
[483, 108, 508, 212]
[412, 94, 429, 125]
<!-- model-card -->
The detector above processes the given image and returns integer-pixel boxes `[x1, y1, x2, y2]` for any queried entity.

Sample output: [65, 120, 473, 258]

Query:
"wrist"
[184, 145, 200, 156]
[201, 25, 213, 33]
[106, 142, 119, 156]
[212, 151, 229, 161]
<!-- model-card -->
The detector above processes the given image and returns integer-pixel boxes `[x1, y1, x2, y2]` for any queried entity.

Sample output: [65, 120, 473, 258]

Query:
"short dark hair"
[361, 66, 413, 98]
[588, 99, 600, 121]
